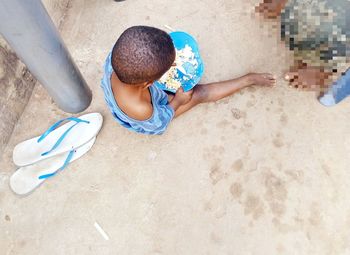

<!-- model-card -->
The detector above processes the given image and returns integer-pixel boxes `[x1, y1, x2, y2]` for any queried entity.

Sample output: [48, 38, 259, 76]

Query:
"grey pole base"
[0, 0, 92, 113]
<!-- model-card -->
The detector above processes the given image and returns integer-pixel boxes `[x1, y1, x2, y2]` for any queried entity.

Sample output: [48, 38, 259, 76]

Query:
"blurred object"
[319, 68, 350, 106]
[281, 0, 350, 91]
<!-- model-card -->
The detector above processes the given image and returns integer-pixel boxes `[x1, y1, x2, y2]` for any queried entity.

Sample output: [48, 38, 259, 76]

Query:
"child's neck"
[111, 72, 151, 103]
[112, 72, 148, 93]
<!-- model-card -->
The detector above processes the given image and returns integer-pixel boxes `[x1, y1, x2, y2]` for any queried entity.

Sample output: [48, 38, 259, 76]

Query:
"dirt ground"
[1, 0, 350, 254]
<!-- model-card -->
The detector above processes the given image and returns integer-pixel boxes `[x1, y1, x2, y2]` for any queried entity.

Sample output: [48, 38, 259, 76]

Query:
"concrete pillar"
[0, 0, 92, 113]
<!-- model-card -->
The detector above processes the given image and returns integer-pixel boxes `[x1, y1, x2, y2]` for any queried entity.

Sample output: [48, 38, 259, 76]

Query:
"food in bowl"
[158, 45, 199, 91]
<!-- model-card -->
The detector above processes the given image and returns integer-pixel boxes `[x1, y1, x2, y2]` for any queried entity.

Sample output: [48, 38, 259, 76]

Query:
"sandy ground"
[1, 0, 350, 254]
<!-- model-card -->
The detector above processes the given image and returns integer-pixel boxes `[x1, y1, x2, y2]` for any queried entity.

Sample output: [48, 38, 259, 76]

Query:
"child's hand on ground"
[245, 73, 276, 87]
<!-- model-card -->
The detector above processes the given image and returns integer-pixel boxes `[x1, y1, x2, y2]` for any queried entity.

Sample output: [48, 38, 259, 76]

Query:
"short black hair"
[111, 26, 175, 84]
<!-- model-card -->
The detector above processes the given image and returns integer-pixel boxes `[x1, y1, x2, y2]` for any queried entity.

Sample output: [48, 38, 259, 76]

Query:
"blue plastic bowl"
[154, 31, 204, 93]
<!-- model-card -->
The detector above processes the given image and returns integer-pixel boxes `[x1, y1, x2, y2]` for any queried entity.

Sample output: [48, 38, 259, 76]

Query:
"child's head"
[111, 26, 175, 85]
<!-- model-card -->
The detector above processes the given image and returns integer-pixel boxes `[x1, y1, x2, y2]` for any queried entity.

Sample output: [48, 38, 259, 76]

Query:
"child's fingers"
[185, 89, 194, 95]
[176, 87, 193, 97]
[180, 87, 193, 95]
[176, 87, 185, 94]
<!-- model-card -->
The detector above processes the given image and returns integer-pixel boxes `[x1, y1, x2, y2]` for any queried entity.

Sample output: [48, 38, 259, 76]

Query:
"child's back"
[101, 26, 177, 135]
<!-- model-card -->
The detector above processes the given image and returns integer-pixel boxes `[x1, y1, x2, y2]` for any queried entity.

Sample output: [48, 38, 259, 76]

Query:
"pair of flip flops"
[10, 113, 103, 195]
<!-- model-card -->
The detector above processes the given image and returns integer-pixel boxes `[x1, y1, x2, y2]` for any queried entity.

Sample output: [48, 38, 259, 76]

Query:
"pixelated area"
[256, 0, 350, 92]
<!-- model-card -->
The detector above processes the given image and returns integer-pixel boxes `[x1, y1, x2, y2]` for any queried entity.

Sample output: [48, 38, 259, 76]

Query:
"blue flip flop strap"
[41, 122, 78, 156]
[38, 117, 90, 143]
[38, 117, 90, 156]
[38, 149, 75, 180]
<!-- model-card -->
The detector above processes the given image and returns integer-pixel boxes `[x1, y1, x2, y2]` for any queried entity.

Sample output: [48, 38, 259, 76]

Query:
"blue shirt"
[101, 53, 175, 135]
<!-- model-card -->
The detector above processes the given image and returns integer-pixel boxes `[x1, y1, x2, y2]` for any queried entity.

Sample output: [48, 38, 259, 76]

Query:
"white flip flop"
[13, 113, 103, 166]
[10, 137, 96, 195]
